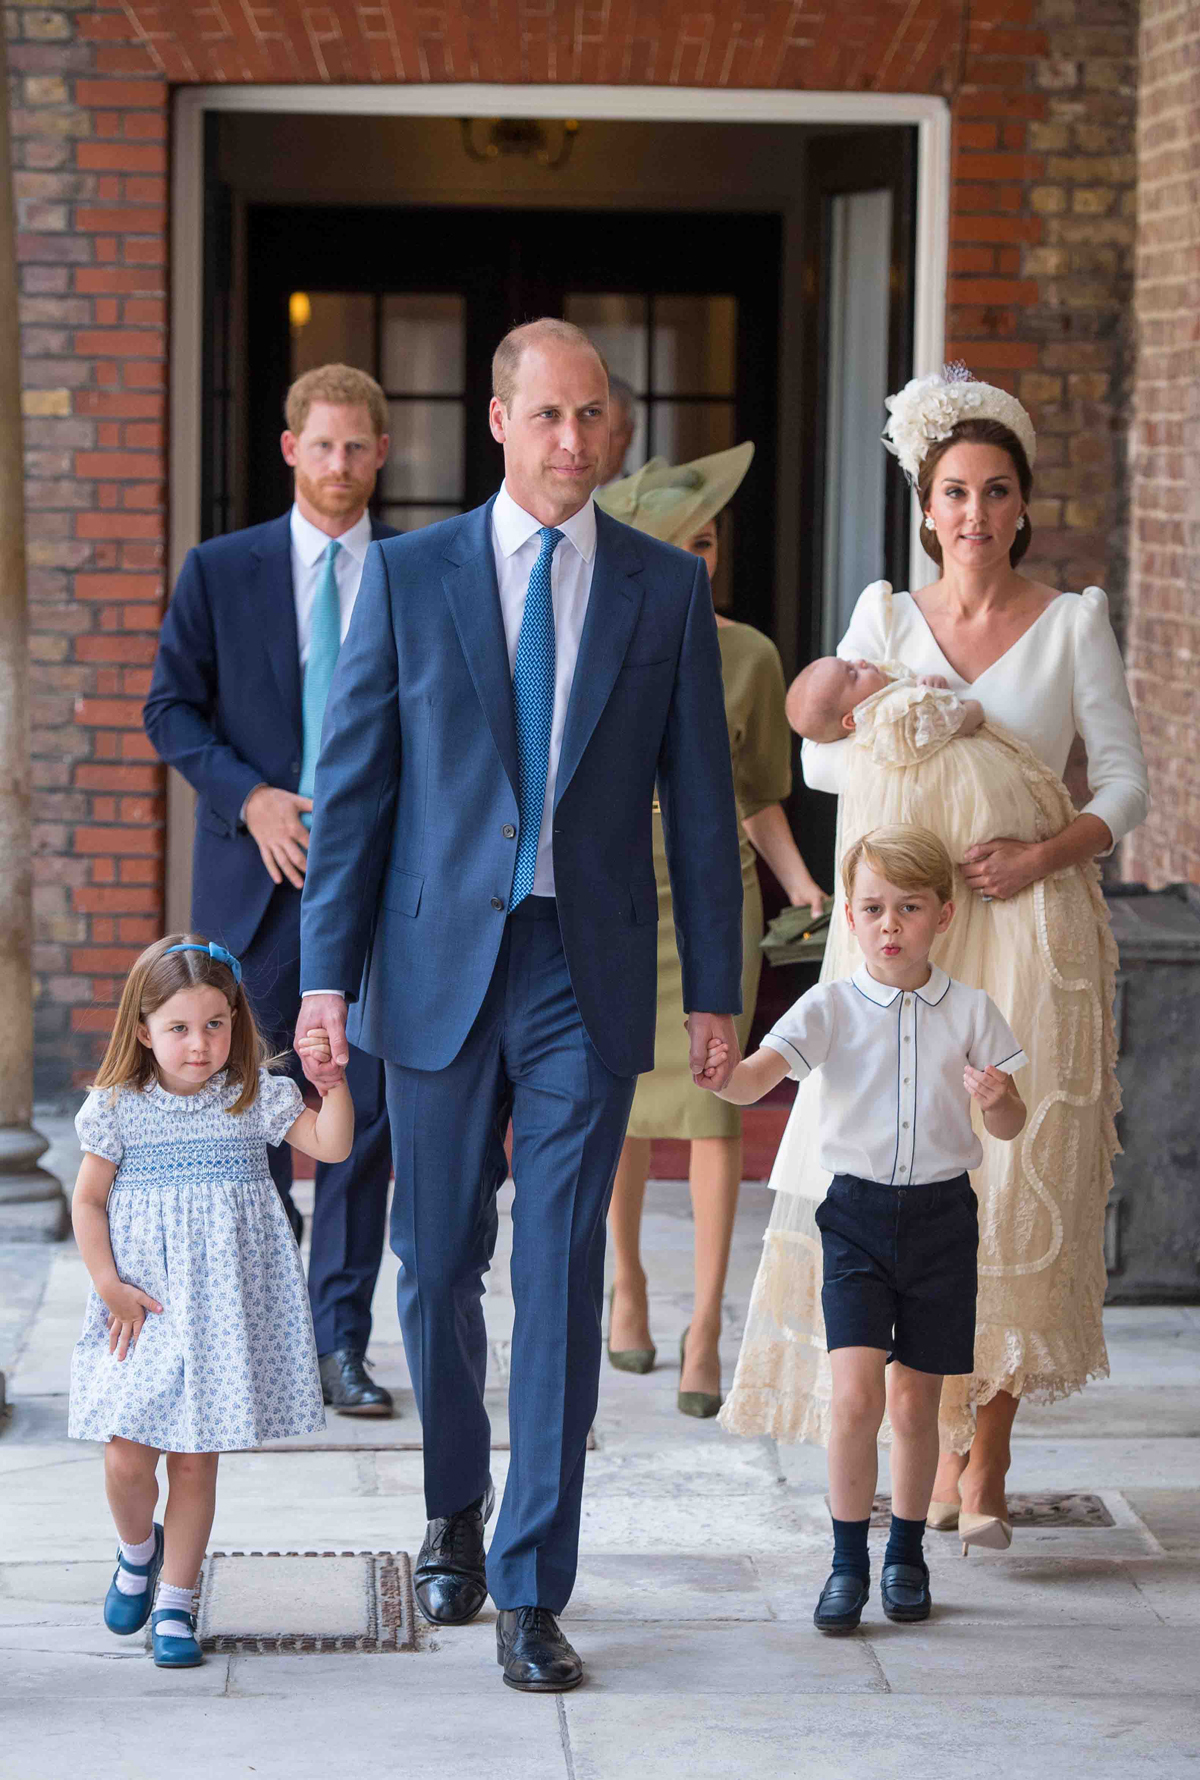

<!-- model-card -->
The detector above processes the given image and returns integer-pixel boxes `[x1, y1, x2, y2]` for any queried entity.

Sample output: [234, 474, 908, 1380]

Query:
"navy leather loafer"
[102, 1524, 164, 1636]
[880, 1560, 932, 1623]
[813, 1570, 870, 1633]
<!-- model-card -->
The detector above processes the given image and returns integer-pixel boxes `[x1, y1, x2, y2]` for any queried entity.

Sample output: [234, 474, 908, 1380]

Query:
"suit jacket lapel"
[251, 515, 302, 744]
[442, 499, 521, 802]
[555, 508, 644, 810]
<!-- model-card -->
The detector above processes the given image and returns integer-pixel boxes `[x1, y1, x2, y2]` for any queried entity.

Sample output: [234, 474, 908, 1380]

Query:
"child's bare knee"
[888, 1374, 941, 1441]
[832, 1378, 886, 1433]
[166, 1451, 218, 1484]
[105, 1436, 158, 1481]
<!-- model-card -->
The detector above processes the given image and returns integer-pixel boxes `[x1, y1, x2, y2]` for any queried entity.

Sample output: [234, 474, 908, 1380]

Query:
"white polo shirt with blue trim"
[761, 964, 1027, 1186]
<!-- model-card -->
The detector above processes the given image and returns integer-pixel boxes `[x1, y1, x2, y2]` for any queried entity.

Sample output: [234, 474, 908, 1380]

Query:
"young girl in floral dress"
[69, 934, 352, 1668]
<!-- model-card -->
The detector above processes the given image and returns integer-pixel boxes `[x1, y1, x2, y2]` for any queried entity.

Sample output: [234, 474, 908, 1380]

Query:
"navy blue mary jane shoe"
[102, 1524, 164, 1635]
[150, 1607, 204, 1669]
[813, 1570, 870, 1633]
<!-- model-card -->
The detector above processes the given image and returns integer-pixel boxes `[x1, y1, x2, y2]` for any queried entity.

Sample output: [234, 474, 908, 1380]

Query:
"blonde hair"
[841, 825, 955, 906]
[285, 363, 388, 439]
[492, 318, 608, 411]
[92, 934, 268, 1115]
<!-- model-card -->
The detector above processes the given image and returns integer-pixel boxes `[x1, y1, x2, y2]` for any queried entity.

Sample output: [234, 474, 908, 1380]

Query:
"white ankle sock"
[114, 1529, 158, 1596]
[154, 1582, 196, 1639]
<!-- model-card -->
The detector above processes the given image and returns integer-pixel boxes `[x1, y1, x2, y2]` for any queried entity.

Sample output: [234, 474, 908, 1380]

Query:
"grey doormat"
[192, 1550, 416, 1652]
[868, 1491, 1115, 1529]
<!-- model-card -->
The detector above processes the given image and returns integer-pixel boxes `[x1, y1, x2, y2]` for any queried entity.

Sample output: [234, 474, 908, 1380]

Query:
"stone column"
[0, 37, 67, 1241]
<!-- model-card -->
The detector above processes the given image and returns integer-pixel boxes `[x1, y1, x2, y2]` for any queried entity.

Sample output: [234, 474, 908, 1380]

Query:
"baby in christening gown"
[718, 651, 1117, 1452]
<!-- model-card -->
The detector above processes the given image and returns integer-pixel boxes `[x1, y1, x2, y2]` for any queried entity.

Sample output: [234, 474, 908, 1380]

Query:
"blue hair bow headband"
[164, 941, 243, 987]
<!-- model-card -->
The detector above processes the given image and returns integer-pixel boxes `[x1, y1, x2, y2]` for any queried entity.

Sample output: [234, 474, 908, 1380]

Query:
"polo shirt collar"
[494, 480, 596, 565]
[289, 503, 373, 569]
[852, 963, 951, 1008]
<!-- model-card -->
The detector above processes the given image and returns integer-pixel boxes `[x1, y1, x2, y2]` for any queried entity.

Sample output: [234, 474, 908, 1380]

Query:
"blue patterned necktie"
[299, 538, 341, 829]
[509, 525, 563, 908]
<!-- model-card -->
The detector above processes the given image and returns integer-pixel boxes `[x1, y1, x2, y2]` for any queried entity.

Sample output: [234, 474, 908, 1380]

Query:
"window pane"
[290, 292, 375, 378]
[382, 294, 465, 394]
[380, 504, 461, 534]
[381, 401, 464, 501]
[563, 294, 648, 390]
[652, 296, 736, 395]
[649, 402, 735, 464]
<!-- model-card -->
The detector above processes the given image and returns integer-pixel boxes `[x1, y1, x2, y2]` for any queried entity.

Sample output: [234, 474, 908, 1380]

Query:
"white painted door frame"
[167, 82, 949, 926]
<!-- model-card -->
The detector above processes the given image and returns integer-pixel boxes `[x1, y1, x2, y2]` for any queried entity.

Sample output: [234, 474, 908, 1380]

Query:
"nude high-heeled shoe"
[959, 1510, 1013, 1557]
[926, 1500, 960, 1533]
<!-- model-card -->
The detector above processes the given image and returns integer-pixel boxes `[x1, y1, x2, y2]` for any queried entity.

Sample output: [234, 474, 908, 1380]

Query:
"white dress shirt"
[801, 582, 1150, 851]
[289, 503, 374, 664]
[761, 964, 1027, 1186]
[491, 481, 597, 898]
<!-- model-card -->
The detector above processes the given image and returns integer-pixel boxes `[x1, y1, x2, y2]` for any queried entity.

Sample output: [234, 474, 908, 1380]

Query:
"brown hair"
[285, 363, 388, 439]
[916, 418, 1033, 568]
[492, 318, 608, 411]
[93, 934, 268, 1115]
[842, 824, 955, 906]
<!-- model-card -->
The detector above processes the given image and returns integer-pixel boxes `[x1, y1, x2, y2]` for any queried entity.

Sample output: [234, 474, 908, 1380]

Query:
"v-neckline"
[902, 589, 1069, 688]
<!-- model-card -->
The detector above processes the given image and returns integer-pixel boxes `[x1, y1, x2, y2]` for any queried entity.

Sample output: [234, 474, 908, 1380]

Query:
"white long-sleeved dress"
[720, 582, 1150, 1451]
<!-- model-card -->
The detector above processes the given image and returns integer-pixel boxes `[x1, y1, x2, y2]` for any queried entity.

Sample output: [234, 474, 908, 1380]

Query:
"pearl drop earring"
[1015, 515, 1026, 531]
[924, 515, 935, 531]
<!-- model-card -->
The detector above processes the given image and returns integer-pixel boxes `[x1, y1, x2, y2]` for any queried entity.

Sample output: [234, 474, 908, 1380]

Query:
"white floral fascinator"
[882, 362, 1037, 485]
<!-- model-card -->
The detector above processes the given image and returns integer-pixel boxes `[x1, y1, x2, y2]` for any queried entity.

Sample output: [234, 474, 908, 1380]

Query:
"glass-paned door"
[289, 290, 467, 532]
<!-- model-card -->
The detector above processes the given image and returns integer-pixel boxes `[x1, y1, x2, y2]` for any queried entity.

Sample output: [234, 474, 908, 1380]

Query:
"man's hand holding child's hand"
[698, 1035, 730, 1084]
[296, 1028, 345, 1094]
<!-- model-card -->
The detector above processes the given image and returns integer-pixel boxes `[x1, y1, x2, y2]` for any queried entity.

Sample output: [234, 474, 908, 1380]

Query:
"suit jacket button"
[502, 824, 516, 839]
[490, 896, 505, 910]
[290, 760, 300, 774]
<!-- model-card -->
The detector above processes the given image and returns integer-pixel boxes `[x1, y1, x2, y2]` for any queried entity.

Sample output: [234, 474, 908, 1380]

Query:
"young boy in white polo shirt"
[707, 824, 1026, 1632]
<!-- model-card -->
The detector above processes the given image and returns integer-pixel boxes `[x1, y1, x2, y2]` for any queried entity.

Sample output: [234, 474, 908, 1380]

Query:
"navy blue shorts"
[815, 1171, 978, 1376]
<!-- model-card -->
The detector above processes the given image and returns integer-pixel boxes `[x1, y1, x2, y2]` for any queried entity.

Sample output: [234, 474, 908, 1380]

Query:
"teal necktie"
[509, 526, 563, 909]
[299, 539, 341, 829]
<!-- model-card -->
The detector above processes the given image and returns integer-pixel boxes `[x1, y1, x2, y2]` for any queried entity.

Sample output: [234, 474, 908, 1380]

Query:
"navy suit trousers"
[384, 897, 636, 1613]
[241, 885, 391, 1356]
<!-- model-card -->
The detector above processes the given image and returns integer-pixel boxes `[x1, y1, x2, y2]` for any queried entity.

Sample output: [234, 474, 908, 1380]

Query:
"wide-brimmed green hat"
[596, 441, 754, 545]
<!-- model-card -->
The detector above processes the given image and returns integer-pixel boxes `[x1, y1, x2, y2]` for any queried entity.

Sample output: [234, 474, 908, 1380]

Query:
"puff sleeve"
[256, 1070, 306, 1147]
[1072, 588, 1151, 850]
[800, 581, 894, 796]
[75, 1088, 124, 1164]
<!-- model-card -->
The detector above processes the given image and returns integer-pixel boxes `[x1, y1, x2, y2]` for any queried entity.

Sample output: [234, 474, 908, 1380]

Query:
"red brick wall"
[1124, 0, 1200, 887]
[6, 0, 1141, 1094]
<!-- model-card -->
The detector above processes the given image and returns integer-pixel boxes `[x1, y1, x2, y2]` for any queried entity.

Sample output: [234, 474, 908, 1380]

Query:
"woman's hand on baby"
[964, 1064, 1014, 1109]
[103, 1282, 162, 1361]
[916, 673, 949, 689]
[296, 1028, 344, 1094]
[961, 837, 1040, 900]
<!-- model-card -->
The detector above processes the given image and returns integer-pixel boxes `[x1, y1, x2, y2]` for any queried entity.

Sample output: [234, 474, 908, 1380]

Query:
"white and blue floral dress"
[69, 1068, 326, 1452]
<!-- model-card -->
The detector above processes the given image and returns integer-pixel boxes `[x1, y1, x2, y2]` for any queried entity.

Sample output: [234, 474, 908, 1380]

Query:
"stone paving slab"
[560, 1694, 1200, 1780]
[1122, 1489, 1200, 1551]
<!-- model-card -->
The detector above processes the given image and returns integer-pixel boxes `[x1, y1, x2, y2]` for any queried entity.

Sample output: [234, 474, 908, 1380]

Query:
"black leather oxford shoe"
[318, 1349, 394, 1417]
[496, 1607, 583, 1693]
[813, 1570, 870, 1633]
[414, 1481, 495, 1626]
[880, 1560, 932, 1623]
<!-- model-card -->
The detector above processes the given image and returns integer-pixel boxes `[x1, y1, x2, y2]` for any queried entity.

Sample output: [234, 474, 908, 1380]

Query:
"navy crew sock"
[884, 1513, 927, 1570]
[830, 1515, 871, 1580]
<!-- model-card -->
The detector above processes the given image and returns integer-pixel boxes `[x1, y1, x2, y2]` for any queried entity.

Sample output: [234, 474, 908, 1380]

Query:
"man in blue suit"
[144, 364, 397, 1419]
[297, 320, 744, 1691]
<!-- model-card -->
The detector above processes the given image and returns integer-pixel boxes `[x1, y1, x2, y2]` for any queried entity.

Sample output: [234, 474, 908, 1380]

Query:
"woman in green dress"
[596, 445, 827, 1414]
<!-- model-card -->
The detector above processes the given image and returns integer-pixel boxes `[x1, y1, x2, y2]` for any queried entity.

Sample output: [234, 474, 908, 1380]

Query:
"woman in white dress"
[720, 369, 1150, 1542]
